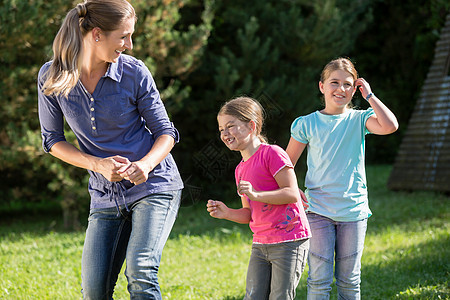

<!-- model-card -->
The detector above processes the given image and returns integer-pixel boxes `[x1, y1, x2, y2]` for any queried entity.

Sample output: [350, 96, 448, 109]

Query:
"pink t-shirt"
[235, 144, 311, 244]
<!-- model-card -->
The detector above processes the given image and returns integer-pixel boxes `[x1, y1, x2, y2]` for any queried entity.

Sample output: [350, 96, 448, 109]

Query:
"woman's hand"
[95, 155, 131, 182]
[118, 159, 152, 185]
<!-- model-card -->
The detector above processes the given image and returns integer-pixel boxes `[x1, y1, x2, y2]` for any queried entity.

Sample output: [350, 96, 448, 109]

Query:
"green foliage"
[0, 0, 213, 226]
[131, 0, 214, 114]
[351, 0, 450, 163]
[1, 0, 449, 223]
[172, 0, 374, 194]
[0, 0, 76, 206]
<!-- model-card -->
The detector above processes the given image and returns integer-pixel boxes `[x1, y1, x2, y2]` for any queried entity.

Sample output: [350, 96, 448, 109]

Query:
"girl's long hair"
[42, 0, 135, 97]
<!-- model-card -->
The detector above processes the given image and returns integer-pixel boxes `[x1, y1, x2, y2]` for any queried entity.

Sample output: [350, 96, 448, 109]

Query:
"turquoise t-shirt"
[290, 108, 375, 222]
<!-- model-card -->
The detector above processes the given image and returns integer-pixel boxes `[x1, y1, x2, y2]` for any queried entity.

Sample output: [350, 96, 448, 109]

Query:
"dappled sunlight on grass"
[160, 234, 250, 299]
[363, 224, 449, 299]
[0, 166, 448, 299]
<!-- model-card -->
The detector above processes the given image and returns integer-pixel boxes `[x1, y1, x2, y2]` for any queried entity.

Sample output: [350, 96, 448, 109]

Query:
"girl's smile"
[217, 114, 261, 161]
[218, 114, 253, 151]
[319, 69, 356, 114]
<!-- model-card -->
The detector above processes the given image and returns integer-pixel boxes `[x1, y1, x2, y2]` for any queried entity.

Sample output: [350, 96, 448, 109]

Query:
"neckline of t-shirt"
[241, 143, 267, 163]
[316, 109, 351, 119]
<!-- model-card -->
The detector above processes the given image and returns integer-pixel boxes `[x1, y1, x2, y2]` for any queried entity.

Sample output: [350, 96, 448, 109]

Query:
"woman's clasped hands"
[96, 155, 150, 185]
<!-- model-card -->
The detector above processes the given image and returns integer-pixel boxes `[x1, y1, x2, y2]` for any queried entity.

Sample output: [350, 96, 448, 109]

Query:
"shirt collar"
[104, 56, 123, 82]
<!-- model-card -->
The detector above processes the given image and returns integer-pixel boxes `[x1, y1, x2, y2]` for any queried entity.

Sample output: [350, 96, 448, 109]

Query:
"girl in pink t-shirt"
[207, 96, 311, 300]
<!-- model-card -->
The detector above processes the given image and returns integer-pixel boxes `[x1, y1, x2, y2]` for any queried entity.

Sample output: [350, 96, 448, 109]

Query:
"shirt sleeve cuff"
[41, 133, 66, 153]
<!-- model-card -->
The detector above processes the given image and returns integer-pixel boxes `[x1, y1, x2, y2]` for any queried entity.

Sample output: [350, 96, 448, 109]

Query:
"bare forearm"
[368, 95, 399, 134]
[138, 134, 175, 171]
[49, 141, 129, 182]
[223, 207, 252, 224]
[247, 187, 299, 205]
[49, 141, 99, 171]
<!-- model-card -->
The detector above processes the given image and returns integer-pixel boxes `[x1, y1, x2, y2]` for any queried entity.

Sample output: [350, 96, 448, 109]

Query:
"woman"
[37, 0, 183, 299]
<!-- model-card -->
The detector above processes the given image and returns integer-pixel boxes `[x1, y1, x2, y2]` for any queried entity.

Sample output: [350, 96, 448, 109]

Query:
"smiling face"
[217, 114, 254, 152]
[96, 17, 135, 63]
[319, 69, 356, 114]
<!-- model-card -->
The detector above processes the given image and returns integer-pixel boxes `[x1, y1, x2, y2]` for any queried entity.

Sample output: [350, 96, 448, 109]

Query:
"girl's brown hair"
[320, 57, 358, 83]
[42, 0, 136, 97]
[218, 96, 268, 143]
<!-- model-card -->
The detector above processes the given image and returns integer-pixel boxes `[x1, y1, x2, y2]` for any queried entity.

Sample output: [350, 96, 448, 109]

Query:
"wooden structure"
[388, 13, 450, 192]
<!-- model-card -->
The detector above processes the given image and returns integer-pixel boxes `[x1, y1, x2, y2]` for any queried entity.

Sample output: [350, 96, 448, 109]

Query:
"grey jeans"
[244, 239, 310, 300]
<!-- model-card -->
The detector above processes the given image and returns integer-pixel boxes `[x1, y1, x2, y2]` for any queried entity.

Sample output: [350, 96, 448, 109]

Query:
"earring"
[95, 39, 99, 42]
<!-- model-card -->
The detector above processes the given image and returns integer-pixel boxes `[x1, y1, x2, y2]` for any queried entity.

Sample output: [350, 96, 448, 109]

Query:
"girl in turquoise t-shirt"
[207, 96, 310, 299]
[286, 57, 399, 300]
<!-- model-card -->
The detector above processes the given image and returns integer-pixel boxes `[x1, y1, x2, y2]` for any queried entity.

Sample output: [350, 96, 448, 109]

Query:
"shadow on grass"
[0, 209, 84, 241]
[171, 199, 253, 240]
[362, 235, 450, 299]
[1, 165, 448, 300]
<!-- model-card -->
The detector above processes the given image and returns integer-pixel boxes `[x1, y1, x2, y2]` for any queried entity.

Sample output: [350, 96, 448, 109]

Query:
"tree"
[0, 0, 213, 228]
[351, 0, 450, 163]
[172, 0, 373, 197]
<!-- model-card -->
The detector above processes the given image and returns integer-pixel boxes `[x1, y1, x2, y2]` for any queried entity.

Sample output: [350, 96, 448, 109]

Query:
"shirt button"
[91, 117, 95, 121]
[90, 98, 94, 102]
[90, 107, 95, 111]
[92, 126, 96, 130]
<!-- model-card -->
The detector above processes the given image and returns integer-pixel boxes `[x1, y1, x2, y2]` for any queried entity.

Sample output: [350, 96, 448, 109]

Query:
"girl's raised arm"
[355, 78, 399, 135]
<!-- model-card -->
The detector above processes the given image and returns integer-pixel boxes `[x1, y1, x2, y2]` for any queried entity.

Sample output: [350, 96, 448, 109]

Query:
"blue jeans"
[244, 239, 309, 300]
[306, 213, 367, 300]
[81, 190, 181, 300]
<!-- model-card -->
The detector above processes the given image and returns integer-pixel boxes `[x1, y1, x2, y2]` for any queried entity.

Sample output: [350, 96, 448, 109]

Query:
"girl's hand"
[118, 160, 152, 185]
[96, 155, 131, 182]
[207, 200, 228, 219]
[237, 180, 257, 200]
[354, 78, 372, 100]
[299, 188, 309, 210]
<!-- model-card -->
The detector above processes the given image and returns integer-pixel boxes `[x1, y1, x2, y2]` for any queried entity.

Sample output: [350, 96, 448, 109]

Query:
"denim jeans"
[244, 239, 309, 300]
[306, 213, 367, 300]
[81, 190, 181, 300]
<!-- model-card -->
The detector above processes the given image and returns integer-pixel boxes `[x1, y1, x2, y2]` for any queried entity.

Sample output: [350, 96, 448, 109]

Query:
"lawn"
[0, 165, 448, 299]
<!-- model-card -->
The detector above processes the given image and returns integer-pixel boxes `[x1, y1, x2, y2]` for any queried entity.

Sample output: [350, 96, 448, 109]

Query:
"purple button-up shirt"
[38, 54, 183, 209]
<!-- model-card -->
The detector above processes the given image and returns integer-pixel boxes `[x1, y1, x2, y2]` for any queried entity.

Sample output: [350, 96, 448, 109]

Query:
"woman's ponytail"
[42, 5, 85, 97]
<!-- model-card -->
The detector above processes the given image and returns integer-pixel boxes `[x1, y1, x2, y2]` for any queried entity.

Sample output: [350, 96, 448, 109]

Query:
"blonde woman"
[37, 1, 183, 298]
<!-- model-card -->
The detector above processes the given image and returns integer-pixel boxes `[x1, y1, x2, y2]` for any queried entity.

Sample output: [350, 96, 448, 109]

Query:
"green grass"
[0, 165, 448, 299]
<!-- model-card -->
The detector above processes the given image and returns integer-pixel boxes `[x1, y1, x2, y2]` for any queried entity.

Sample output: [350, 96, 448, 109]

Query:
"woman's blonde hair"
[218, 96, 268, 143]
[42, 0, 136, 97]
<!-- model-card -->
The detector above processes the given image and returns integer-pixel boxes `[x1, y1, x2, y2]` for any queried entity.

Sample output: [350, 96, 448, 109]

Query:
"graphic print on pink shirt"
[275, 206, 299, 233]
[262, 204, 273, 212]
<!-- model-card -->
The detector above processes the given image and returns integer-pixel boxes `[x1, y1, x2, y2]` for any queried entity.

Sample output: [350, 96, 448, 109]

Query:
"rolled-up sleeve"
[135, 62, 180, 143]
[37, 64, 66, 153]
